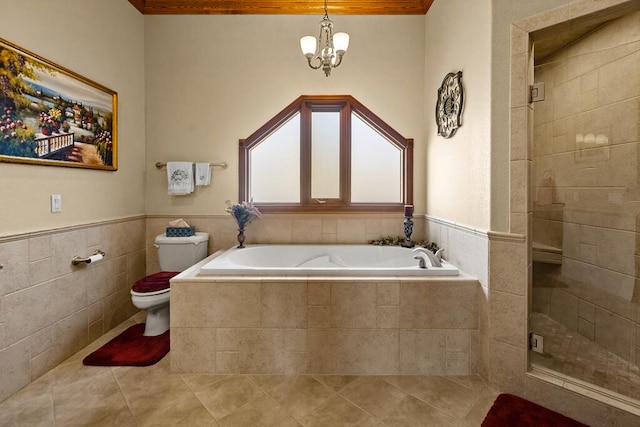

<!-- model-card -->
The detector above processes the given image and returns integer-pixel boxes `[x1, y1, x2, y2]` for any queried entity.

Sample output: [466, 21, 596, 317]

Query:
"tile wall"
[531, 10, 640, 364]
[170, 275, 479, 376]
[145, 214, 425, 273]
[0, 216, 146, 402]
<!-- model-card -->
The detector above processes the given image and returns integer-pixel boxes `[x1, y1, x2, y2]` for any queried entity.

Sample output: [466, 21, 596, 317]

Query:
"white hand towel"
[195, 163, 211, 186]
[167, 162, 194, 195]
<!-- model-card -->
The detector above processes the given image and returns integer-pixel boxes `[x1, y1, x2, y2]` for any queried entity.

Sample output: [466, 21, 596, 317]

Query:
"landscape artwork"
[0, 38, 117, 170]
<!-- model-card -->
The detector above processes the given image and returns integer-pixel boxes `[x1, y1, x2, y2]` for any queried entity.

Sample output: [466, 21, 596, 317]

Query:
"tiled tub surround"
[171, 262, 479, 376]
[145, 214, 426, 274]
[0, 216, 146, 402]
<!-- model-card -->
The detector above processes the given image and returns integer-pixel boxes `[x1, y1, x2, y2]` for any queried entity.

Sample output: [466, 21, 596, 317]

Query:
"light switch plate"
[51, 194, 62, 213]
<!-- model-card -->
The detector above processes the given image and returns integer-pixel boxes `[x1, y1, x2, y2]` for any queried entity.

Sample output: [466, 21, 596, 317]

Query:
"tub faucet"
[413, 247, 443, 268]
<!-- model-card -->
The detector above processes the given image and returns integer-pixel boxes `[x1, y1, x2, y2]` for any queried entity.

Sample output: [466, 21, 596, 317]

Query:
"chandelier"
[299, 0, 350, 77]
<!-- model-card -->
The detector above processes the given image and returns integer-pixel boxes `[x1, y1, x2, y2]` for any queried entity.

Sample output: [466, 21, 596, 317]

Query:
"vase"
[41, 127, 51, 136]
[237, 228, 246, 248]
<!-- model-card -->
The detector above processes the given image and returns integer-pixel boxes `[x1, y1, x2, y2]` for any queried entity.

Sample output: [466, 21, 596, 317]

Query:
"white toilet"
[131, 232, 209, 336]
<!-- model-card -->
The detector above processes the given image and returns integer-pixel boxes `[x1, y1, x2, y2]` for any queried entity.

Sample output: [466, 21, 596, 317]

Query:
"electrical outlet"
[530, 333, 544, 354]
[51, 194, 62, 213]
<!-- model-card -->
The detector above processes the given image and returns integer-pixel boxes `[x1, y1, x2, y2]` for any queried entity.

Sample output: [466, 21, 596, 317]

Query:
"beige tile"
[311, 375, 359, 392]
[308, 306, 330, 328]
[0, 239, 30, 294]
[446, 352, 470, 376]
[382, 394, 457, 426]
[308, 282, 331, 306]
[52, 367, 133, 426]
[376, 306, 399, 328]
[195, 375, 265, 420]
[400, 282, 477, 329]
[261, 282, 307, 328]
[217, 351, 239, 374]
[218, 393, 300, 427]
[331, 282, 377, 328]
[0, 374, 54, 427]
[266, 375, 334, 421]
[490, 240, 526, 295]
[171, 281, 261, 328]
[377, 282, 400, 306]
[339, 377, 407, 420]
[302, 394, 380, 426]
[309, 329, 399, 375]
[399, 329, 446, 375]
[237, 329, 289, 374]
[489, 291, 525, 347]
[463, 387, 501, 426]
[0, 340, 31, 402]
[336, 219, 367, 243]
[488, 341, 525, 394]
[403, 376, 478, 419]
[446, 330, 470, 353]
[170, 327, 216, 373]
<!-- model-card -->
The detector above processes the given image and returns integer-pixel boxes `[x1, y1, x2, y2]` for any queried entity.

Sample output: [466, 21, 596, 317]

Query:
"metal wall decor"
[435, 71, 464, 138]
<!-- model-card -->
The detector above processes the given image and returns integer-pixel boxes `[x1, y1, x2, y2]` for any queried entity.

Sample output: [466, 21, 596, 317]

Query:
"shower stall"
[530, 10, 640, 401]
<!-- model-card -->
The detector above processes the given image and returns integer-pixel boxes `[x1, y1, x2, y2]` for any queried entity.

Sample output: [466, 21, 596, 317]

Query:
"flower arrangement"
[226, 200, 261, 248]
[225, 199, 261, 230]
[39, 108, 62, 135]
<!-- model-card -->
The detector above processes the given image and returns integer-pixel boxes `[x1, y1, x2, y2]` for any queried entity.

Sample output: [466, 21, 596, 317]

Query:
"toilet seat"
[131, 271, 179, 294]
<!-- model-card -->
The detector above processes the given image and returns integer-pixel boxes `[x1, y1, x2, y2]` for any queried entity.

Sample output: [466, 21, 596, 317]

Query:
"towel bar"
[155, 161, 228, 169]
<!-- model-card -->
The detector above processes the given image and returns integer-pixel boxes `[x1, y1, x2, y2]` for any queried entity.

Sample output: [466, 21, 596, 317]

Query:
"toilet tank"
[155, 232, 209, 272]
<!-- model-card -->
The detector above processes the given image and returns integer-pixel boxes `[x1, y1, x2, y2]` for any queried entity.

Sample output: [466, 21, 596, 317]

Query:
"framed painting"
[0, 38, 117, 170]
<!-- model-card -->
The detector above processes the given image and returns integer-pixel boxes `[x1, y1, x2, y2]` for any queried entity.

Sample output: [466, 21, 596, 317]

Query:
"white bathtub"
[199, 244, 459, 276]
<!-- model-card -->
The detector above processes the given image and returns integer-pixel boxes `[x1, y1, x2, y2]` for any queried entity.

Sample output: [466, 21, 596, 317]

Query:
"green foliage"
[368, 235, 440, 253]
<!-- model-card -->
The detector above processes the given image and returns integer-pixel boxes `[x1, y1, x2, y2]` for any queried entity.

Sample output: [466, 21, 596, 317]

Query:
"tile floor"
[0, 314, 500, 426]
[531, 312, 640, 401]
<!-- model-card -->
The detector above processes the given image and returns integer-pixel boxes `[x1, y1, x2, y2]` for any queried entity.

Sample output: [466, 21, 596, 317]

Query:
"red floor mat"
[82, 323, 169, 366]
[482, 393, 588, 426]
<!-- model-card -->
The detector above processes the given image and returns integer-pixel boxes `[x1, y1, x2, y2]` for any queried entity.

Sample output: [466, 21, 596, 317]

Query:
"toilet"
[131, 232, 209, 336]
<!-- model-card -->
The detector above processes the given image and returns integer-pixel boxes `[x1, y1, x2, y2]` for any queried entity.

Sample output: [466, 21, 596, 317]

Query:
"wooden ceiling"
[127, 0, 435, 15]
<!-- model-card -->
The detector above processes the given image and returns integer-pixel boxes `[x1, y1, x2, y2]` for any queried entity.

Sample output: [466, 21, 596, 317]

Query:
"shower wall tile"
[594, 308, 635, 361]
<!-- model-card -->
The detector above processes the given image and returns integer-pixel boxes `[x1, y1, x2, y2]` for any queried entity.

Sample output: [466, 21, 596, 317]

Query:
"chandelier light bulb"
[333, 32, 349, 54]
[300, 36, 317, 57]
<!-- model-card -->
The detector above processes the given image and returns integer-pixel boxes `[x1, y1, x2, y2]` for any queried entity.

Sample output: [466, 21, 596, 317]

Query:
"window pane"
[250, 113, 300, 202]
[351, 113, 402, 203]
[311, 111, 340, 199]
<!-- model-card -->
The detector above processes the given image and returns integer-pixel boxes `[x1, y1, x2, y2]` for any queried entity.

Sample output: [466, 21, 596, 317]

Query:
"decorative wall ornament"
[435, 71, 464, 138]
[0, 38, 117, 170]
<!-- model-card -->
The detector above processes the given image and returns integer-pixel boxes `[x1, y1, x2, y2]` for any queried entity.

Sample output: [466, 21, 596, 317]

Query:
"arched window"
[239, 95, 413, 213]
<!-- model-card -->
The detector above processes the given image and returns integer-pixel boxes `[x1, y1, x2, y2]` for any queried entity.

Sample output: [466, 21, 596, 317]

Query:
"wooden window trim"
[239, 95, 413, 213]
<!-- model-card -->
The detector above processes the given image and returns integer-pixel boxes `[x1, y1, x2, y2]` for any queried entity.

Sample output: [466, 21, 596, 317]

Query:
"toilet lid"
[132, 271, 179, 293]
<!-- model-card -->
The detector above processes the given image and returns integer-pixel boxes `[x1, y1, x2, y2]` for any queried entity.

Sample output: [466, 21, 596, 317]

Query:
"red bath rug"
[482, 393, 588, 426]
[82, 323, 169, 366]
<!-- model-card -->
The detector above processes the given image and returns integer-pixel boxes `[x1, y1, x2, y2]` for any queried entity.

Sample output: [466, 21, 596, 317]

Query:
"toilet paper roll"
[87, 254, 103, 264]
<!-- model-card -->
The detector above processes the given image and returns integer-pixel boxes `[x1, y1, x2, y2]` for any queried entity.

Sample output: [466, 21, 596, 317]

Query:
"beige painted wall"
[143, 15, 425, 216]
[0, 0, 146, 237]
[424, 0, 492, 230]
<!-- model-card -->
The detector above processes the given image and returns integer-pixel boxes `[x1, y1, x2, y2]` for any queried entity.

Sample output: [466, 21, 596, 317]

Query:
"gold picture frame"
[0, 38, 117, 170]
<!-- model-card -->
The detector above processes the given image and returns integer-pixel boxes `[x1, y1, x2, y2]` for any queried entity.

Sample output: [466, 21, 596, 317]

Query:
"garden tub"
[199, 244, 458, 276]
